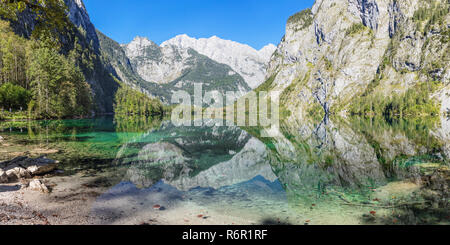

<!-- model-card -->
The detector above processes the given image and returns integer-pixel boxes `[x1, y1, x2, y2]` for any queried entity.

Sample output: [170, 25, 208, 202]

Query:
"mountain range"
[260, 0, 449, 118]
[73, 0, 276, 104]
[3, 0, 449, 117]
[108, 33, 276, 102]
[5, 0, 276, 109]
[161, 34, 276, 89]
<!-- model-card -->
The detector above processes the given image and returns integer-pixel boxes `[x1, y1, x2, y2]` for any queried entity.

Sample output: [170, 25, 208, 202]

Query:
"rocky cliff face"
[124, 36, 199, 85]
[97, 31, 154, 91]
[121, 36, 251, 102]
[3, 0, 119, 113]
[262, 0, 449, 118]
[64, 0, 99, 51]
[62, 0, 119, 113]
[161, 35, 276, 89]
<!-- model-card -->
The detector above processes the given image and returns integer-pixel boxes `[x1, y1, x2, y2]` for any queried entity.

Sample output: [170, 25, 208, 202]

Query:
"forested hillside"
[0, 0, 122, 118]
[0, 2, 93, 119]
[114, 83, 164, 117]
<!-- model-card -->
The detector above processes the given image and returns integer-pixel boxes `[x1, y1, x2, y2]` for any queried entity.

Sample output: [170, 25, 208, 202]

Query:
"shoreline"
[1, 117, 449, 225]
[0, 113, 115, 123]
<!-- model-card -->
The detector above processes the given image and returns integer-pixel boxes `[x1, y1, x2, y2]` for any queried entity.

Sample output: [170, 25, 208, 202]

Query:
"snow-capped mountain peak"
[161, 34, 276, 89]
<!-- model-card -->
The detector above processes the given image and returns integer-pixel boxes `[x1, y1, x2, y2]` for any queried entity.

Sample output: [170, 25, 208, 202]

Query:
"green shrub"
[114, 83, 165, 117]
[287, 9, 313, 31]
[255, 73, 278, 93]
[350, 81, 442, 118]
[0, 82, 31, 111]
[346, 23, 367, 36]
[414, 2, 450, 33]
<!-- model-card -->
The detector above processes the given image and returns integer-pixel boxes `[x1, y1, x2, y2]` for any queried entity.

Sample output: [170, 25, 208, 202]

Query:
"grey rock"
[263, 0, 449, 119]
[64, 0, 99, 51]
[121, 37, 251, 102]
[6, 167, 31, 180]
[0, 157, 59, 183]
[0, 170, 7, 183]
[161, 35, 276, 89]
[349, 0, 380, 30]
[28, 179, 50, 193]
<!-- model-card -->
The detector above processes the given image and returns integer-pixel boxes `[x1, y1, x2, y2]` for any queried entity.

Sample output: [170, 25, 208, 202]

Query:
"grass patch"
[346, 23, 371, 36]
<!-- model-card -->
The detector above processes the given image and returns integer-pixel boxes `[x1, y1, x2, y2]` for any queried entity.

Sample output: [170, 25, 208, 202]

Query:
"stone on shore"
[0, 156, 59, 183]
[28, 179, 50, 193]
[0, 170, 7, 183]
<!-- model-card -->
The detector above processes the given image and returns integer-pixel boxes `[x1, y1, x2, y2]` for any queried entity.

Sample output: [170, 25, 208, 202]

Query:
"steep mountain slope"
[1, 0, 120, 113]
[123, 37, 178, 85]
[120, 36, 251, 102]
[97, 31, 168, 101]
[63, 0, 120, 113]
[161, 34, 276, 89]
[260, 0, 449, 118]
[5, 0, 267, 108]
[65, 0, 99, 51]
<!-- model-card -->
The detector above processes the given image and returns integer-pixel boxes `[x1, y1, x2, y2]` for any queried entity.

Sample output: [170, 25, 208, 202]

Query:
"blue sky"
[84, 0, 314, 50]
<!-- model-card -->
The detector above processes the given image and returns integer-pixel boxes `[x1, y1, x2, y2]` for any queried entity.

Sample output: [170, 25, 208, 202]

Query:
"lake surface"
[1, 115, 449, 225]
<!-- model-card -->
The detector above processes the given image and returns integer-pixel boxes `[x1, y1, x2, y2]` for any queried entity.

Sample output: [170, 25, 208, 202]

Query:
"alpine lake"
[0, 114, 449, 225]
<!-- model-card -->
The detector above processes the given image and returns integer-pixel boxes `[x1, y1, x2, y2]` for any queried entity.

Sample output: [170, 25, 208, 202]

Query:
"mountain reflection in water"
[0, 115, 448, 225]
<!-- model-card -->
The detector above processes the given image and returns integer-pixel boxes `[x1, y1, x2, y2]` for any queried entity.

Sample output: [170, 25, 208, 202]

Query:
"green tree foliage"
[0, 82, 31, 110]
[0, 20, 28, 87]
[0, 20, 92, 119]
[114, 83, 164, 117]
[287, 8, 313, 31]
[27, 35, 92, 118]
[413, 1, 450, 32]
[0, 0, 70, 40]
[350, 81, 442, 118]
[346, 23, 372, 36]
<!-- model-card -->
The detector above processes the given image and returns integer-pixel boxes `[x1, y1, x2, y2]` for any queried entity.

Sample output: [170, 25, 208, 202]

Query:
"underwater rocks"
[0, 156, 59, 183]
[124, 142, 191, 188]
[422, 166, 450, 202]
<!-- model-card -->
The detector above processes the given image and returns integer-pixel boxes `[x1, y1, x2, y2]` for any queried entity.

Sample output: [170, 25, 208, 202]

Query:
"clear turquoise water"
[1, 116, 449, 225]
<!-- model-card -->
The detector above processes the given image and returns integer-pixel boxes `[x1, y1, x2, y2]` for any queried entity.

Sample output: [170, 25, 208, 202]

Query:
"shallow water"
[1, 115, 449, 225]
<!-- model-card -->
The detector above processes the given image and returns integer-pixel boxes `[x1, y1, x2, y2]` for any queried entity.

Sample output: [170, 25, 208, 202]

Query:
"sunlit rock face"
[162, 35, 276, 89]
[123, 36, 192, 85]
[122, 36, 251, 101]
[64, 0, 99, 51]
[432, 116, 450, 159]
[262, 0, 449, 119]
